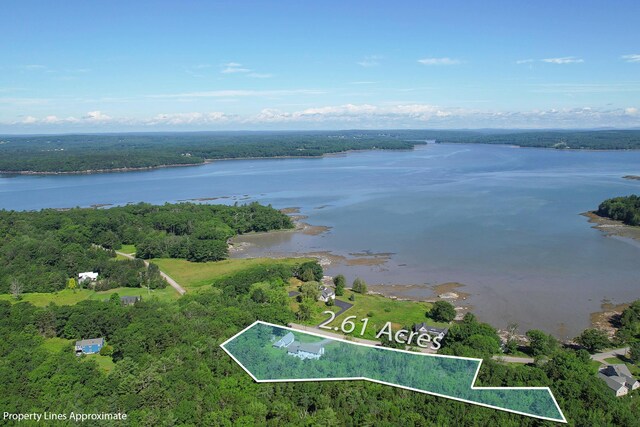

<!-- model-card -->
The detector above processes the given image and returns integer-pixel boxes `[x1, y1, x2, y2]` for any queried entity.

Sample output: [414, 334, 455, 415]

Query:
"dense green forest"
[0, 131, 423, 173]
[435, 130, 640, 150]
[0, 202, 292, 293]
[1, 270, 638, 425]
[2, 129, 640, 173]
[596, 194, 640, 226]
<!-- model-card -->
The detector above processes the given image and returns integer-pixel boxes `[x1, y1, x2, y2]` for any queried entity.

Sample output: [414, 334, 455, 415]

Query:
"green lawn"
[41, 337, 73, 353]
[0, 286, 178, 307]
[83, 354, 116, 373]
[118, 244, 137, 255]
[292, 285, 446, 341]
[153, 257, 312, 292]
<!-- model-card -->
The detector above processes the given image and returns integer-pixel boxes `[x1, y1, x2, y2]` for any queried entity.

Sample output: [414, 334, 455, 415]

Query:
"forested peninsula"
[596, 194, 640, 226]
[2, 129, 640, 174]
[0, 202, 292, 294]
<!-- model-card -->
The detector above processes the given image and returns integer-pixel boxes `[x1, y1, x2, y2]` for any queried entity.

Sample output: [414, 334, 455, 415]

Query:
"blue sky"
[1, 0, 639, 133]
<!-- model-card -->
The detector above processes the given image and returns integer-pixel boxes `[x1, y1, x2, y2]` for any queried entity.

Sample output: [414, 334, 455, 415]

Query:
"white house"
[413, 322, 449, 340]
[287, 342, 325, 360]
[318, 286, 336, 303]
[78, 272, 99, 283]
[598, 364, 640, 397]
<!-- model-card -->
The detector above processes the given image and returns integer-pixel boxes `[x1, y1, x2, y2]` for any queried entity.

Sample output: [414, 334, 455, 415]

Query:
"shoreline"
[4, 142, 638, 176]
[582, 211, 640, 242]
[0, 147, 420, 176]
[231, 206, 473, 310]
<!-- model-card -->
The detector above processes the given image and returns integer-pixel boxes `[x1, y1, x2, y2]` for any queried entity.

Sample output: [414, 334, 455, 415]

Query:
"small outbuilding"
[75, 338, 105, 356]
[78, 272, 99, 283]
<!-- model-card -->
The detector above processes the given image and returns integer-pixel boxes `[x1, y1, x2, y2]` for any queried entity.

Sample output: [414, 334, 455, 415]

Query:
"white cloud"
[542, 57, 584, 64]
[516, 59, 535, 64]
[221, 62, 251, 74]
[418, 57, 461, 66]
[357, 55, 382, 67]
[621, 54, 640, 63]
[5, 105, 640, 130]
[146, 112, 234, 125]
[84, 111, 112, 122]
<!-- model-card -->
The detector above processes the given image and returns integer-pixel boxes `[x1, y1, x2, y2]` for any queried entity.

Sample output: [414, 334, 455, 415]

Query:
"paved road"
[492, 347, 630, 365]
[591, 347, 629, 363]
[332, 299, 353, 317]
[492, 355, 534, 364]
[116, 251, 187, 295]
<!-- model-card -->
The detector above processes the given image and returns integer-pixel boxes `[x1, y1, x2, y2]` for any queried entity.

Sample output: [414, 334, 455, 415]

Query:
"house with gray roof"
[413, 323, 449, 339]
[273, 332, 295, 349]
[287, 342, 325, 360]
[75, 338, 105, 356]
[598, 364, 640, 397]
[318, 286, 335, 303]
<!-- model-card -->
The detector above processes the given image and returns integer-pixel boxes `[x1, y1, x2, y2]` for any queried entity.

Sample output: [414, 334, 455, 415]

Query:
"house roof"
[274, 332, 295, 347]
[320, 286, 335, 297]
[609, 364, 633, 378]
[598, 372, 627, 391]
[75, 338, 104, 347]
[289, 342, 323, 355]
[121, 296, 141, 303]
[600, 364, 637, 385]
[413, 323, 449, 335]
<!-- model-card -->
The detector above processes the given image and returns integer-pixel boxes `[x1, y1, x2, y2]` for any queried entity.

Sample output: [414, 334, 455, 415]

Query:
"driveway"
[115, 251, 186, 295]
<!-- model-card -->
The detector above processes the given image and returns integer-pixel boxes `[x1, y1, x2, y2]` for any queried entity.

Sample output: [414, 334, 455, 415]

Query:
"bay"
[2, 143, 639, 338]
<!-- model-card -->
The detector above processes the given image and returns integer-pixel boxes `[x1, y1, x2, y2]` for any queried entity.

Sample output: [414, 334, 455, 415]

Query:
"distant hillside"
[434, 130, 640, 150]
[1, 130, 639, 174]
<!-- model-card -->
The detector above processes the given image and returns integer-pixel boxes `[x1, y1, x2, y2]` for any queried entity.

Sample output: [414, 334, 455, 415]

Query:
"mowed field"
[152, 257, 313, 292]
[0, 286, 178, 306]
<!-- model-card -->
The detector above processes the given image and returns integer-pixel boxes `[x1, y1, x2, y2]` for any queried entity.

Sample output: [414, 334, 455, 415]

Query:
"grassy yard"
[41, 337, 73, 353]
[118, 244, 137, 255]
[289, 280, 447, 341]
[83, 354, 116, 373]
[153, 257, 312, 292]
[0, 286, 178, 307]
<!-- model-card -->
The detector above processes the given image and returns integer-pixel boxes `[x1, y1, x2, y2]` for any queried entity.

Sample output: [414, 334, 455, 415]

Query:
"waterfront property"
[318, 286, 336, 303]
[413, 323, 449, 339]
[287, 342, 325, 360]
[75, 338, 105, 355]
[598, 364, 640, 397]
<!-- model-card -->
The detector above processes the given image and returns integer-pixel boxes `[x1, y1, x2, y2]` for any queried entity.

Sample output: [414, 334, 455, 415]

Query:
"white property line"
[220, 320, 567, 424]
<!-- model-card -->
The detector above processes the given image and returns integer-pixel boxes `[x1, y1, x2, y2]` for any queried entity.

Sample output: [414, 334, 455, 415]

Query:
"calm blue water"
[2, 143, 639, 337]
